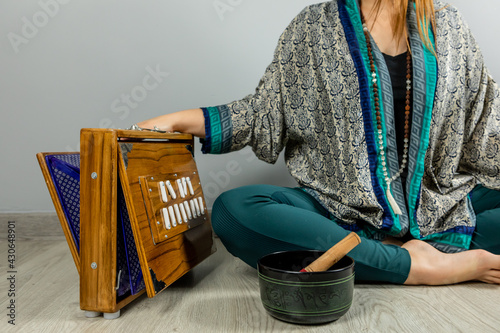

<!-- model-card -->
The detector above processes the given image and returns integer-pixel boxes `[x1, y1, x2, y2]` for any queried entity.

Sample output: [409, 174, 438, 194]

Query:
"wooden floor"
[1, 237, 500, 333]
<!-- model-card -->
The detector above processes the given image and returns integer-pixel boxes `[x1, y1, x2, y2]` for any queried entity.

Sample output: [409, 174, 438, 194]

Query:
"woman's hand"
[136, 108, 206, 138]
[136, 114, 175, 133]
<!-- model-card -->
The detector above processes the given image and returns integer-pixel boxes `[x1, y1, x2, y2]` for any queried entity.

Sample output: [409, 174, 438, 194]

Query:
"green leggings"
[211, 184, 500, 284]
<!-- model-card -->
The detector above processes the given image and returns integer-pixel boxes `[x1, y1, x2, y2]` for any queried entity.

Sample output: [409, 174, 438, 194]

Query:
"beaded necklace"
[361, 16, 412, 215]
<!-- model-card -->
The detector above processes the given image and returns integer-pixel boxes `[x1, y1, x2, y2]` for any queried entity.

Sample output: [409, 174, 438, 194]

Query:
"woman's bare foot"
[402, 239, 500, 285]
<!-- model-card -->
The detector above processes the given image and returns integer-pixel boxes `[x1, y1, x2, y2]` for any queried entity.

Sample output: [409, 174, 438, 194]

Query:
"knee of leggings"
[211, 195, 223, 234]
[210, 185, 278, 240]
[210, 191, 233, 238]
[210, 187, 255, 231]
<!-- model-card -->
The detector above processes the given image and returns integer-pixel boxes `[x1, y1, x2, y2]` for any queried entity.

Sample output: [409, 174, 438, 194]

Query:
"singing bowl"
[257, 250, 355, 325]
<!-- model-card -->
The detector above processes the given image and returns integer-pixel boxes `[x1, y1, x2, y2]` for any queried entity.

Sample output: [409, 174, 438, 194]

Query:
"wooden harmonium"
[37, 128, 216, 319]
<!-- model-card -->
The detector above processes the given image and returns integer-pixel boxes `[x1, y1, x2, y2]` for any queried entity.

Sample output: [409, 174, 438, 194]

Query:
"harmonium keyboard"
[37, 128, 216, 319]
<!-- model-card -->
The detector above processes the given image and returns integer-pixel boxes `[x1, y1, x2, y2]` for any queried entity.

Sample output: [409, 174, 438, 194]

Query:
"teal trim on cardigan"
[421, 232, 472, 250]
[345, 0, 401, 230]
[207, 106, 223, 154]
[408, 17, 438, 240]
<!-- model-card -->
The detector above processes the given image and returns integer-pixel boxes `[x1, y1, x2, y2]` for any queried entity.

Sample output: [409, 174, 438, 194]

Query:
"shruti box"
[37, 128, 216, 319]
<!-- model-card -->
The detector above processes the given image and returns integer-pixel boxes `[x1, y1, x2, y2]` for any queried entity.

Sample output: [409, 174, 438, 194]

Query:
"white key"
[182, 177, 188, 195]
[162, 208, 171, 229]
[179, 203, 188, 223]
[177, 179, 186, 198]
[174, 204, 182, 224]
[183, 201, 192, 220]
[193, 198, 201, 217]
[186, 177, 195, 196]
[168, 206, 177, 227]
[190, 200, 197, 218]
[197, 197, 205, 215]
[166, 180, 177, 200]
[159, 181, 168, 203]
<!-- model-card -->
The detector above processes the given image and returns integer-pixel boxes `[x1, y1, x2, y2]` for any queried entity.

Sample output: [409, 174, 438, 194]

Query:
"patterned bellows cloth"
[46, 154, 145, 296]
[200, 0, 500, 252]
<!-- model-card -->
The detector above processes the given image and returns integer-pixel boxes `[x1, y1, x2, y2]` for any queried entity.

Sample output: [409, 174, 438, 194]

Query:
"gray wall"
[1, 0, 499, 212]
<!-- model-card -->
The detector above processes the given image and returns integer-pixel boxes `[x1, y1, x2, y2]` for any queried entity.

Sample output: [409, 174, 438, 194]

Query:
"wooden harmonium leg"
[38, 153, 146, 298]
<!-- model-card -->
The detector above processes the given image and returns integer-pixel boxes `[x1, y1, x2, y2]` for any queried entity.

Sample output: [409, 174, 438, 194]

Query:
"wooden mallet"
[300, 232, 361, 273]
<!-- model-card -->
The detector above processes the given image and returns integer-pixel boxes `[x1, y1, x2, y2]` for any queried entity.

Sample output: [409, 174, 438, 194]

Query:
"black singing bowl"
[257, 250, 355, 325]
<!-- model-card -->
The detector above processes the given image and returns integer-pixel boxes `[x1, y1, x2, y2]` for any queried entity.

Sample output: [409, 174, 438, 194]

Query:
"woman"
[137, 0, 500, 285]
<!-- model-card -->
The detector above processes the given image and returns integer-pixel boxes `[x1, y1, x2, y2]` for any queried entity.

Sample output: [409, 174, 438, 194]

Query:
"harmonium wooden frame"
[37, 128, 216, 319]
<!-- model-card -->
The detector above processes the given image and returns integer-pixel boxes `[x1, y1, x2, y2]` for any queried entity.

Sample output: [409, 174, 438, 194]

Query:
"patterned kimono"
[201, 0, 500, 252]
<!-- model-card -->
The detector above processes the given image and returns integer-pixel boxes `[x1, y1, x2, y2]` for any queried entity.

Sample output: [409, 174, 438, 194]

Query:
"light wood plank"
[0, 213, 62, 240]
[2, 237, 500, 333]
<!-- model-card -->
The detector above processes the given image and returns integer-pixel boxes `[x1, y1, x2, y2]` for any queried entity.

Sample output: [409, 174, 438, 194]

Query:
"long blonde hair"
[368, 0, 437, 54]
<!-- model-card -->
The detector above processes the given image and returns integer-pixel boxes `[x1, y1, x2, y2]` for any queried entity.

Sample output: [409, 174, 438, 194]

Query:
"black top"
[383, 52, 412, 195]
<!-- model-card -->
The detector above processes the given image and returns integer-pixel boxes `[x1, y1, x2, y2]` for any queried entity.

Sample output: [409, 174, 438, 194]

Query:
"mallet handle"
[301, 232, 361, 273]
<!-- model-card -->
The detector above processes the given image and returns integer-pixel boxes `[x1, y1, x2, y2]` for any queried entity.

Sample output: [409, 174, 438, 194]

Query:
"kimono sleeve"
[199, 10, 308, 164]
[459, 28, 500, 188]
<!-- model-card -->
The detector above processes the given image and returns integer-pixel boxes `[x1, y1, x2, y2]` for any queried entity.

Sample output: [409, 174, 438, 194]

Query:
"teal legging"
[211, 184, 500, 284]
[469, 184, 500, 253]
